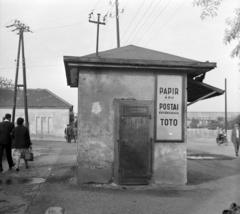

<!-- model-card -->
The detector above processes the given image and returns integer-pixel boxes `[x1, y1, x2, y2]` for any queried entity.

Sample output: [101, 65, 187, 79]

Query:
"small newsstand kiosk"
[64, 45, 224, 185]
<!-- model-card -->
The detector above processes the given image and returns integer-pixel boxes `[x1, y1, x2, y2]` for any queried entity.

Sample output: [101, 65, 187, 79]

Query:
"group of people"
[0, 113, 32, 172]
[64, 124, 77, 143]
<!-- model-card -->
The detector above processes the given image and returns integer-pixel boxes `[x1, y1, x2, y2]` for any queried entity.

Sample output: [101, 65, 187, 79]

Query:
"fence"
[187, 128, 232, 140]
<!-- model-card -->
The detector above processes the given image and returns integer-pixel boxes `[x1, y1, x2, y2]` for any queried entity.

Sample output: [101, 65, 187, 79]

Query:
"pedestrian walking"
[66, 124, 73, 143]
[11, 117, 32, 171]
[231, 123, 240, 156]
[64, 125, 68, 142]
[0, 113, 15, 172]
[73, 127, 77, 143]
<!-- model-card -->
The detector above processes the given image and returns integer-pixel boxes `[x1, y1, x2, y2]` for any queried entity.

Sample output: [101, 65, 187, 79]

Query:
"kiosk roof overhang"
[187, 79, 224, 105]
[63, 45, 223, 103]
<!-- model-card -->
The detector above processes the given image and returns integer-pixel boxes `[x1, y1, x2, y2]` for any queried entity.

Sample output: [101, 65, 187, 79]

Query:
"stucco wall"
[77, 68, 187, 185]
[153, 74, 187, 184]
[154, 143, 187, 184]
[0, 108, 69, 141]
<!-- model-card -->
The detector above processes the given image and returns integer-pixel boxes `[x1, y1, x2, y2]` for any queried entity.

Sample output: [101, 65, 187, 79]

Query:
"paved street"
[0, 139, 240, 214]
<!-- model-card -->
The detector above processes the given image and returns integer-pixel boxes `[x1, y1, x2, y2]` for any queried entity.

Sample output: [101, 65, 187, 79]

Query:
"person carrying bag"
[25, 146, 34, 161]
[11, 117, 32, 171]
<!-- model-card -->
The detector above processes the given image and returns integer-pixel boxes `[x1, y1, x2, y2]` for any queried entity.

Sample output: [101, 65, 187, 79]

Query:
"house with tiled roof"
[0, 88, 73, 141]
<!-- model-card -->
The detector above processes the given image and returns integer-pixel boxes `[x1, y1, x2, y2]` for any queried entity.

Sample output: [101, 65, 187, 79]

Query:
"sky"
[0, 0, 239, 113]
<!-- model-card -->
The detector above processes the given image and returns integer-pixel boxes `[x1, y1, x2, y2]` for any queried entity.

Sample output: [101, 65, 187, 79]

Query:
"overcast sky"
[0, 0, 239, 113]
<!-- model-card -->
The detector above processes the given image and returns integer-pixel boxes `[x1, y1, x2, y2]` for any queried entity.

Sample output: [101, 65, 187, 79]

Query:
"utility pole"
[89, 13, 106, 56]
[225, 78, 227, 135]
[6, 20, 32, 129]
[115, 0, 120, 48]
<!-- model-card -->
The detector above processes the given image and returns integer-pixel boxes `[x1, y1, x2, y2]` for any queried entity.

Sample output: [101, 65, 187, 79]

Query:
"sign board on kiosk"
[155, 74, 184, 142]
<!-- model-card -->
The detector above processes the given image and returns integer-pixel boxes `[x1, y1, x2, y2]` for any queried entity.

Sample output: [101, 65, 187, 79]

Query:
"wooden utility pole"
[89, 13, 106, 56]
[6, 20, 32, 128]
[12, 28, 22, 125]
[115, 0, 120, 48]
[21, 31, 29, 127]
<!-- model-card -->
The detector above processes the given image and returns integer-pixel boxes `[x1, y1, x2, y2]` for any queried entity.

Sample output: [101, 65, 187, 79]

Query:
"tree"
[193, 0, 240, 58]
[189, 118, 199, 128]
[0, 76, 14, 89]
[228, 114, 240, 129]
[217, 116, 224, 122]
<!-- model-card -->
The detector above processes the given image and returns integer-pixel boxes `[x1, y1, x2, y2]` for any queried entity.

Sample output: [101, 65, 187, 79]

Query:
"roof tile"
[0, 88, 72, 109]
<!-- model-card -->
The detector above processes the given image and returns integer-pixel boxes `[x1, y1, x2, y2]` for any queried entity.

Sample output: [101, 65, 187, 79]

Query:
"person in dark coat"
[66, 124, 73, 143]
[11, 117, 32, 171]
[231, 123, 240, 156]
[0, 113, 15, 172]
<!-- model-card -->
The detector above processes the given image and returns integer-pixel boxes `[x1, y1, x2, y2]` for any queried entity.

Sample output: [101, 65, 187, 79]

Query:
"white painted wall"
[0, 108, 69, 141]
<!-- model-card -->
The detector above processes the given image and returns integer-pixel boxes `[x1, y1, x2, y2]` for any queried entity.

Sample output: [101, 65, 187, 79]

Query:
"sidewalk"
[0, 141, 73, 214]
[1, 139, 240, 214]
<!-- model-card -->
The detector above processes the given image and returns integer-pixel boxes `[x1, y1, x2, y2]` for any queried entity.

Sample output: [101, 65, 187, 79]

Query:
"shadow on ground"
[187, 150, 240, 185]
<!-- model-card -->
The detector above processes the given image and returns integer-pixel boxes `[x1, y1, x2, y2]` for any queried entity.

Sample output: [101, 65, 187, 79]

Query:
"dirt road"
[0, 139, 240, 214]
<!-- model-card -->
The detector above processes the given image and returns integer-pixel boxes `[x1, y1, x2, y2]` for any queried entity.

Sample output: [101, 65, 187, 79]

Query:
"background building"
[187, 112, 240, 126]
[0, 88, 73, 141]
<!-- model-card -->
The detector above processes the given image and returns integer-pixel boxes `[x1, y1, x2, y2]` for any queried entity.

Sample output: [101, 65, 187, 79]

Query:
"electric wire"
[120, 0, 145, 43]
[33, 20, 86, 33]
[101, 2, 115, 49]
[0, 6, 108, 34]
[134, 0, 172, 45]
[93, 0, 101, 11]
[32, 11, 90, 26]
[0, 64, 64, 70]
[0, 19, 16, 29]
[0, 56, 62, 63]
[130, 0, 164, 44]
[145, 0, 187, 46]
[128, 0, 156, 44]
[101, 17, 110, 49]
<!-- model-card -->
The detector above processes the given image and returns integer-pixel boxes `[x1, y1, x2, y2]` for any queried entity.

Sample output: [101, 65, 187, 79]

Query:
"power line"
[0, 21, 85, 35]
[101, 16, 111, 49]
[0, 19, 17, 30]
[33, 21, 86, 33]
[33, 11, 90, 26]
[145, 0, 187, 46]
[0, 64, 64, 69]
[0, 56, 62, 63]
[128, 0, 156, 44]
[123, 0, 147, 45]
[93, 0, 101, 11]
[101, 2, 115, 49]
[1, 5, 108, 29]
[134, 0, 172, 45]
[121, 0, 145, 43]
[130, 0, 164, 44]
[0, 7, 108, 33]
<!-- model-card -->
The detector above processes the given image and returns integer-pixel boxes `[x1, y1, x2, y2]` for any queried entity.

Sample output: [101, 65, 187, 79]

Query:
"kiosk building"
[64, 45, 224, 185]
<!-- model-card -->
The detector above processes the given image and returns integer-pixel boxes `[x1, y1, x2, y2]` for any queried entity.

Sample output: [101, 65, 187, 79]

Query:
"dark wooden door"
[119, 105, 150, 185]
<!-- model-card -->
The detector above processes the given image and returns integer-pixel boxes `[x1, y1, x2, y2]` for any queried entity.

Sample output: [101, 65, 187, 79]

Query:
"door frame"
[113, 99, 154, 185]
